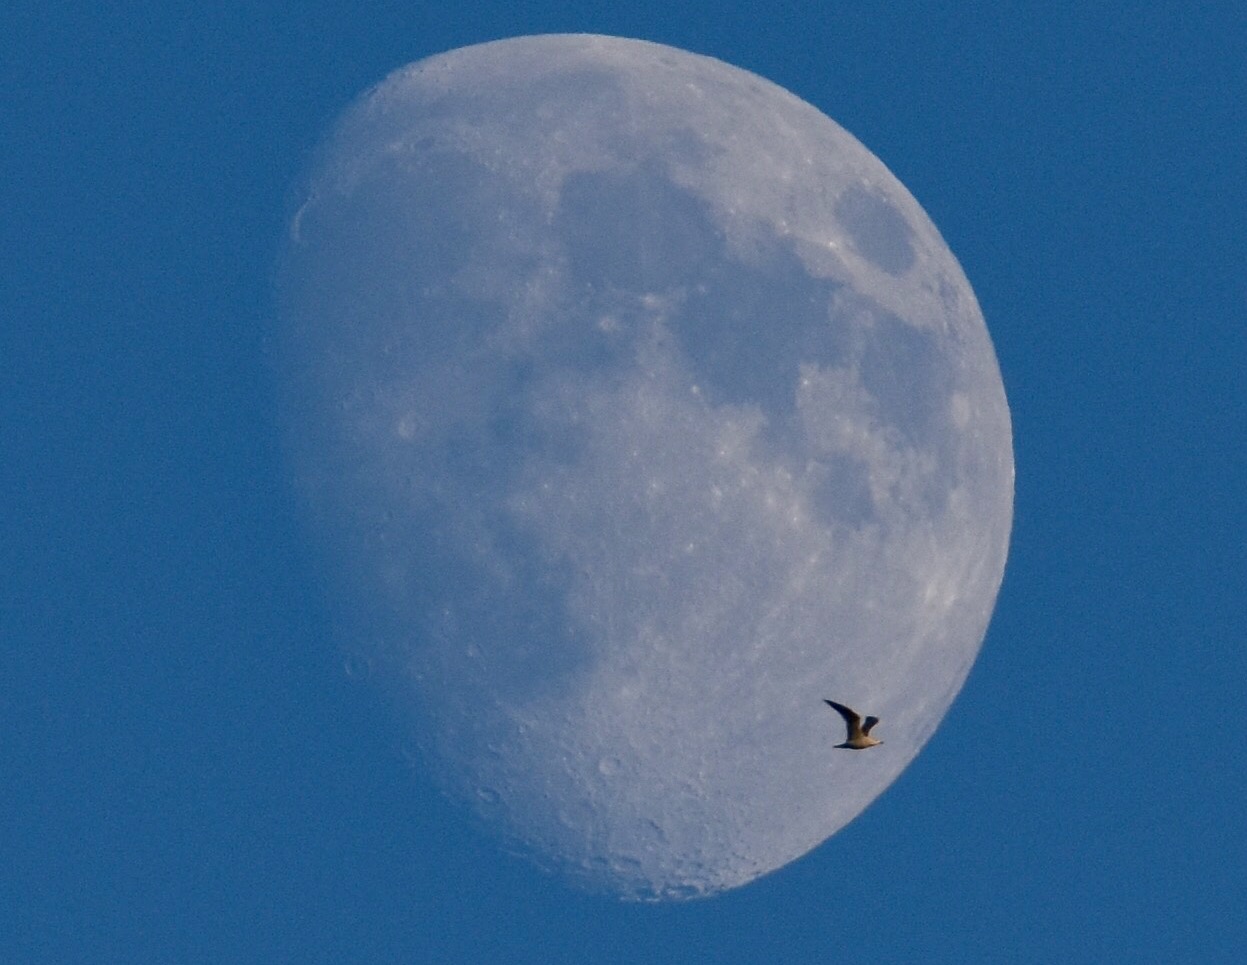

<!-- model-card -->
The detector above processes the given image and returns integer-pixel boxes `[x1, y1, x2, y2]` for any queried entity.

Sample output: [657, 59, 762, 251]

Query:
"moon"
[276, 34, 1013, 900]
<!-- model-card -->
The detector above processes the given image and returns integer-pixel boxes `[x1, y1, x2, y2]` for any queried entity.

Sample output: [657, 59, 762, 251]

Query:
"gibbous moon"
[276, 35, 1013, 900]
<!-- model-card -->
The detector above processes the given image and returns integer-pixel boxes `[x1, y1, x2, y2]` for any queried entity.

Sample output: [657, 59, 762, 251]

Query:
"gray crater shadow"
[834, 184, 916, 276]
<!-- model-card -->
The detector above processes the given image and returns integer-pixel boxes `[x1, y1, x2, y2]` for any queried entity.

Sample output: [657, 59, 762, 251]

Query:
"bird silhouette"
[824, 699, 883, 749]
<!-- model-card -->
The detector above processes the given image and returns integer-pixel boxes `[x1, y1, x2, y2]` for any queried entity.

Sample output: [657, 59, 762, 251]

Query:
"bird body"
[824, 699, 883, 749]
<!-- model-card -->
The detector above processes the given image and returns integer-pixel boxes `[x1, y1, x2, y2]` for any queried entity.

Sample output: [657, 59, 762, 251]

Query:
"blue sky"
[4, 2, 1244, 962]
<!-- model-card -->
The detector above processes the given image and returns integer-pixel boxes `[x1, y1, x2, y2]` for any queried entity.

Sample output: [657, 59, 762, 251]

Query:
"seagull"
[824, 700, 883, 750]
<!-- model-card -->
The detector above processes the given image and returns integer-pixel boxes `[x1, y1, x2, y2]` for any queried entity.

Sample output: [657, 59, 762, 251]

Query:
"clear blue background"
[5, 2, 1244, 962]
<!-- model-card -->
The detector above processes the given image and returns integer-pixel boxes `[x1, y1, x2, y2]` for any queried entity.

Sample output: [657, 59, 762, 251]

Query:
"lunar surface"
[276, 34, 1013, 900]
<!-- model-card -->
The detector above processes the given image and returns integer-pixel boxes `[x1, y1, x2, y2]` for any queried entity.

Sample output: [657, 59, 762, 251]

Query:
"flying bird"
[824, 700, 883, 750]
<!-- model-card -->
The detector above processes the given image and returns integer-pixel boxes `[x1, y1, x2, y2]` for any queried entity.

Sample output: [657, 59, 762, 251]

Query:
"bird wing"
[824, 700, 862, 737]
[862, 716, 881, 735]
